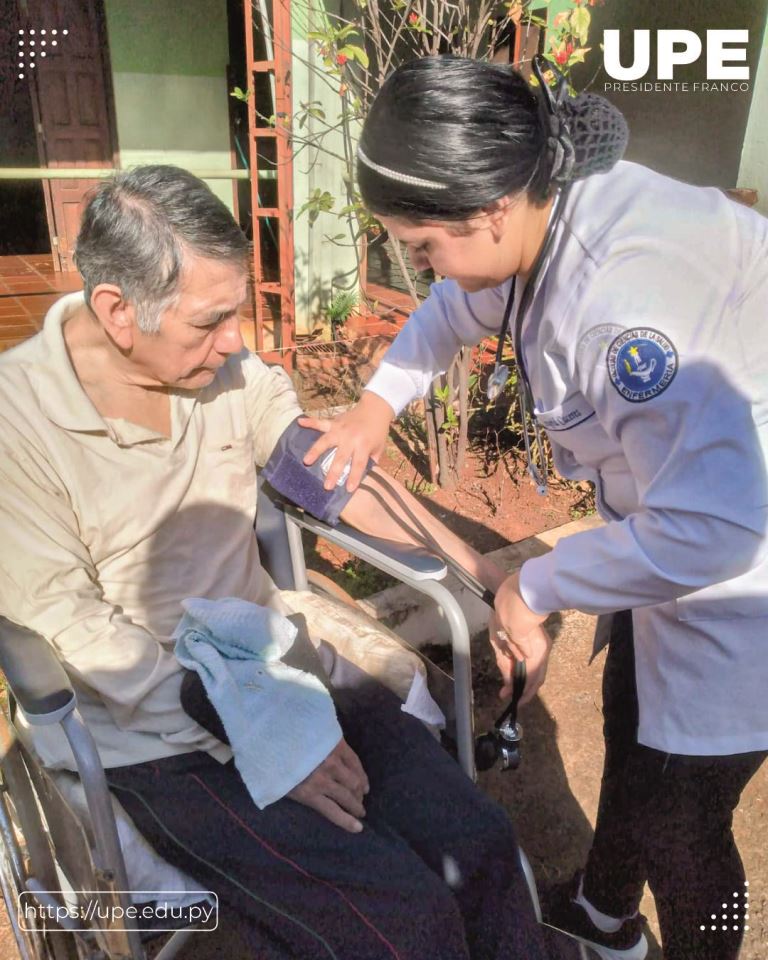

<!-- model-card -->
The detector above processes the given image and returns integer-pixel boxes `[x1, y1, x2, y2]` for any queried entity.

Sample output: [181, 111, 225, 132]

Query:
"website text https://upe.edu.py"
[17, 890, 219, 933]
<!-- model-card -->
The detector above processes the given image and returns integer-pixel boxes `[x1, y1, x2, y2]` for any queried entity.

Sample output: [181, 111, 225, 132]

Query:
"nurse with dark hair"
[301, 55, 768, 960]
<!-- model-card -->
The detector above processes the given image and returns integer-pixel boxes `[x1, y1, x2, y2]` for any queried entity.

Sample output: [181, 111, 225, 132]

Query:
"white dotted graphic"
[15, 25, 69, 79]
[702, 883, 752, 934]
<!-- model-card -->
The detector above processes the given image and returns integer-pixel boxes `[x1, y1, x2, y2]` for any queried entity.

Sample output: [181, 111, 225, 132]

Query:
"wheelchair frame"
[0, 487, 541, 960]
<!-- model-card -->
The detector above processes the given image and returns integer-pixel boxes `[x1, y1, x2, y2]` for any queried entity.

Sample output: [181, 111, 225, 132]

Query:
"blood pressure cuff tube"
[261, 418, 374, 526]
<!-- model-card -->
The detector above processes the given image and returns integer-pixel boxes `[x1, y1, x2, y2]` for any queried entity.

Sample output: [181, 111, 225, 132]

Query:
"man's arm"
[339, 467, 552, 704]
[339, 466, 506, 595]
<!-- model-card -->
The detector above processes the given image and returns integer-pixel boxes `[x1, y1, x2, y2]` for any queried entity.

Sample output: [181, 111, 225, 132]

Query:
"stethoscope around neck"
[485, 183, 570, 496]
[485, 54, 575, 496]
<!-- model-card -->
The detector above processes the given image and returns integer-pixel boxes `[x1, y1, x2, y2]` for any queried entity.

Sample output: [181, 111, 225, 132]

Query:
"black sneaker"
[541, 873, 648, 960]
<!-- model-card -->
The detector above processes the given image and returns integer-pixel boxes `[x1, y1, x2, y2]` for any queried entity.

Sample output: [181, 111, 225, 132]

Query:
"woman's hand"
[489, 612, 552, 706]
[299, 391, 395, 492]
[493, 571, 553, 705]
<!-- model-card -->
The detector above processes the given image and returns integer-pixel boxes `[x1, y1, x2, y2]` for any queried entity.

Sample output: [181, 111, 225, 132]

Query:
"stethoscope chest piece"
[475, 718, 523, 772]
[474, 659, 526, 773]
[486, 363, 510, 403]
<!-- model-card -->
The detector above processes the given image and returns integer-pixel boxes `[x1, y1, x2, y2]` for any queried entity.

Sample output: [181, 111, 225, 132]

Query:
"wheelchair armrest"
[280, 502, 448, 582]
[0, 617, 76, 723]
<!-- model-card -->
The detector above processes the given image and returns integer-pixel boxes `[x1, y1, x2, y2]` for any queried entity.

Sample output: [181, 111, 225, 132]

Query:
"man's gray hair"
[74, 166, 249, 333]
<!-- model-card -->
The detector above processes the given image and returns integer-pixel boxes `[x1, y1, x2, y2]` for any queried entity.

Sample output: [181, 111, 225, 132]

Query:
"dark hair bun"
[564, 93, 629, 181]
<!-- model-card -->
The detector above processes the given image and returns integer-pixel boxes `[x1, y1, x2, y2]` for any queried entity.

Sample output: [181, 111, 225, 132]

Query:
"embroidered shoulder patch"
[606, 328, 678, 402]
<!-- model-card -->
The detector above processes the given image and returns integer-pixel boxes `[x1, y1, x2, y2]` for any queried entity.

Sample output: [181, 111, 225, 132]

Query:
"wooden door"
[23, 0, 116, 271]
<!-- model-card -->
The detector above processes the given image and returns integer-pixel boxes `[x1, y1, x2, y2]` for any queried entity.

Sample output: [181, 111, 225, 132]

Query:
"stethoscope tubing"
[489, 183, 572, 494]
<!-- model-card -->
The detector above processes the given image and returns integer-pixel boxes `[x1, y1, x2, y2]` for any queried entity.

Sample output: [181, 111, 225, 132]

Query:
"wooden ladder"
[244, 0, 296, 371]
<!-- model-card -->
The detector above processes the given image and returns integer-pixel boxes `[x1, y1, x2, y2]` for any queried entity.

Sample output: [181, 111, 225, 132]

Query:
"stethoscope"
[485, 183, 571, 496]
[486, 56, 575, 496]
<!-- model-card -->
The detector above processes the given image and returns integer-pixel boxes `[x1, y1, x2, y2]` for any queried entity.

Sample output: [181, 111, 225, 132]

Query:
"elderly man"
[0, 167, 550, 959]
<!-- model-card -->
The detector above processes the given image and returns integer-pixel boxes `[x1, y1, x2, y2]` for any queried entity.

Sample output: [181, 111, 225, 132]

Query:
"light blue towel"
[173, 597, 342, 809]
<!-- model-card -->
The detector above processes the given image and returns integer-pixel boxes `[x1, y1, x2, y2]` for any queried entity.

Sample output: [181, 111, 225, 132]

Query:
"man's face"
[129, 253, 249, 389]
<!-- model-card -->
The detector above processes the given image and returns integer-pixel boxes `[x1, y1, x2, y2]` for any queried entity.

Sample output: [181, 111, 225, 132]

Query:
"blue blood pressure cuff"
[261, 418, 374, 526]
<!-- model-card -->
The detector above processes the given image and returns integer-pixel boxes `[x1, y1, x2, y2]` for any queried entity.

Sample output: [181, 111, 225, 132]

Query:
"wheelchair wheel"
[0, 787, 60, 960]
[0, 722, 79, 960]
[306, 569, 358, 608]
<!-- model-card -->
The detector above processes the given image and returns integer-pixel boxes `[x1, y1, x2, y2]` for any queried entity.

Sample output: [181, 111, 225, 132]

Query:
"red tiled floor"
[3, 281, 51, 292]
[0, 255, 82, 293]
[0, 255, 81, 350]
[0, 339, 32, 354]
[0, 322, 39, 337]
[14, 294, 60, 315]
[26, 259, 56, 273]
[0, 258, 36, 276]
[0, 303, 29, 318]
[1, 276, 36, 286]
[49, 274, 84, 293]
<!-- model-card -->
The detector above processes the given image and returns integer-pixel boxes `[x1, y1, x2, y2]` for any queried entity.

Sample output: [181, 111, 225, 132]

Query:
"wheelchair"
[0, 484, 549, 960]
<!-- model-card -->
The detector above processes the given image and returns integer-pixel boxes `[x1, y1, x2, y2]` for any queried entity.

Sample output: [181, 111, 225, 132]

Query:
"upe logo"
[604, 29, 749, 81]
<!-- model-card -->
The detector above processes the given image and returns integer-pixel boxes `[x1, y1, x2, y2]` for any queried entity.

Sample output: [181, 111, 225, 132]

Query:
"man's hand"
[287, 738, 370, 833]
[299, 391, 395, 492]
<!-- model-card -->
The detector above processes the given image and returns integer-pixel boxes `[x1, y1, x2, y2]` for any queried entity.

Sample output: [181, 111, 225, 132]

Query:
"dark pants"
[583, 611, 765, 960]
[107, 650, 547, 960]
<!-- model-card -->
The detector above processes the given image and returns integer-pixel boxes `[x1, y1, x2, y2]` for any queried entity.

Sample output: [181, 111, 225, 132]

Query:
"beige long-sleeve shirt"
[0, 293, 303, 769]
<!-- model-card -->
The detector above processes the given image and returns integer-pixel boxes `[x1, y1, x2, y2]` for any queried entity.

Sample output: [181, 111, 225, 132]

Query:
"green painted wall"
[291, 0, 359, 335]
[739, 20, 768, 215]
[104, 0, 234, 210]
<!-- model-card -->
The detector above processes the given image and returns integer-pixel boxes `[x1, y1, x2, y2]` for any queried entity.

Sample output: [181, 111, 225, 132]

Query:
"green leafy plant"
[338, 558, 395, 598]
[297, 188, 335, 226]
[326, 288, 359, 339]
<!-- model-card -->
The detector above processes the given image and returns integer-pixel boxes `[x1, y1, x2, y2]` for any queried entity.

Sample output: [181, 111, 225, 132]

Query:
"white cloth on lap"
[173, 597, 342, 809]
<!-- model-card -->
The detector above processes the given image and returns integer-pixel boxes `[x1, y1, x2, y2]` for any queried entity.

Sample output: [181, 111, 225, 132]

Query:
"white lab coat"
[366, 161, 768, 756]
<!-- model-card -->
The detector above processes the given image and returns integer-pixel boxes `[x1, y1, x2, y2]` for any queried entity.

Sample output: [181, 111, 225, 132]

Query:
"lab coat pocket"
[675, 560, 768, 621]
[534, 392, 615, 474]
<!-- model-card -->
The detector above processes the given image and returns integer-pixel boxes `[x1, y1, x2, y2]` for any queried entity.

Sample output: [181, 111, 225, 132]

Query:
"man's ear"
[89, 284, 137, 352]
